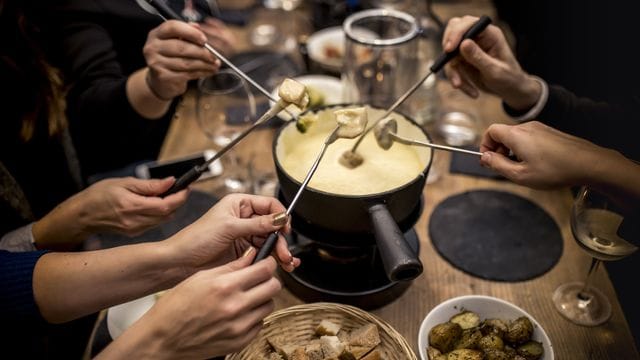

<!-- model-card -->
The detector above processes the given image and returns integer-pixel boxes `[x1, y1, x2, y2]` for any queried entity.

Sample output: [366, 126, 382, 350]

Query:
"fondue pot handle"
[368, 204, 423, 282]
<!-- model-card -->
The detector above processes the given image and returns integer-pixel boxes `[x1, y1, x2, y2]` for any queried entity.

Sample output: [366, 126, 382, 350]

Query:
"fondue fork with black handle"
[143, 0, 298, 196]
[341, 15, 492, 166]
[252, 127, 342, 264]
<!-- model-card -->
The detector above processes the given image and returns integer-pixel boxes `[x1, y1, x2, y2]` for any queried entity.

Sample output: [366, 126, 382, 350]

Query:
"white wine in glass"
[552, 186, 638, 326]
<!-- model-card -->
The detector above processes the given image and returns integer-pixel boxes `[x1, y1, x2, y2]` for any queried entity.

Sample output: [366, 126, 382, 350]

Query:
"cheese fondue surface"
[278, 107, 431, 195]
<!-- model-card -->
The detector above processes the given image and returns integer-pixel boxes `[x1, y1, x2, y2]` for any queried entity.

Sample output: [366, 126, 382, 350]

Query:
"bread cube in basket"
[226, 302, 417, 360]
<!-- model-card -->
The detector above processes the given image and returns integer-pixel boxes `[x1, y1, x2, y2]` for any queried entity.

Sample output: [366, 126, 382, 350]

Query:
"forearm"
[33, 241, 188, 323]
[586, 150, 640, 210]
[31, 192, 91, 250]
[126, 68, 173, 119]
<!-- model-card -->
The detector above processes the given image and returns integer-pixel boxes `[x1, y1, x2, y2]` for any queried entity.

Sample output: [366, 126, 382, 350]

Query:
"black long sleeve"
[538, 85, 640, 161]
[37, 0, 177, 177]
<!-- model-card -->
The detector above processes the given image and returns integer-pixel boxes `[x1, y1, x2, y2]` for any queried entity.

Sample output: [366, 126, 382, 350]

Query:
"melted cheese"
[278, 107, 430, 195]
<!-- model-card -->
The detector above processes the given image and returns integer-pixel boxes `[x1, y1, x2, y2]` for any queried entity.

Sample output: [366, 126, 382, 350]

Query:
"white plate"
[418, 295, 554, 360]
[269, 74, 344, 120]
[306, 26, 345, 73]
[106, 294, 156, 340]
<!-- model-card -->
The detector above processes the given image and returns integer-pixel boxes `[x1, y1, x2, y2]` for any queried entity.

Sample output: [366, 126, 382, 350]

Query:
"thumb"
[481, 151, 519, 177]
[228, 214, 282, 239]
[125, 177, 175, 196]
[459, 39, 496, 72]
[203, 247, 256, 276]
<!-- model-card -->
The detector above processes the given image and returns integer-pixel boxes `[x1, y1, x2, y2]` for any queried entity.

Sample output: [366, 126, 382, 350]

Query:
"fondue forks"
[252, 126, 342, 264]
[143, 0, 296, 117]
[375, 118, 482, 156]
[160, 101, 290, 196]
[340, 15, 492, 166]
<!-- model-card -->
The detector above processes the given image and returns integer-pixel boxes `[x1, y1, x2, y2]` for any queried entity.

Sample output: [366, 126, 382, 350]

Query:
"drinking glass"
[196, 69, 257, 194]
[342, 8, 420, 108]
[552, 186, 638, 326]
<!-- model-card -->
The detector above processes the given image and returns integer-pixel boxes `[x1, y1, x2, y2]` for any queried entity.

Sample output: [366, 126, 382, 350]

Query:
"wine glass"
[552, 186, 638, 326]
[196, 69, 257, 194]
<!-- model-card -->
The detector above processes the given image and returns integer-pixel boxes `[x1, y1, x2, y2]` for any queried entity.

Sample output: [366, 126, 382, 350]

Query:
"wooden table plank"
[158, 1, 639, 357]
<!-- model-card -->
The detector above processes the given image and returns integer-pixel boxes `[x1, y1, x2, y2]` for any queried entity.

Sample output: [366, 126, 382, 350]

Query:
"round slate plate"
[429, 190, 563, 281]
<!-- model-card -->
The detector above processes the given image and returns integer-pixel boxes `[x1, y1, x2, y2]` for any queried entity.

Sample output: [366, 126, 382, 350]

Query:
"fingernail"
[242, 246, 255, 257]
[271, 212, 288, 227]
[287, 251, 293, 263]
[445, 40, 451, 50]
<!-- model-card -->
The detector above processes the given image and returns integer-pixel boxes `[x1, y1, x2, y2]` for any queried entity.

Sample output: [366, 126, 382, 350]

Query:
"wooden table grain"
[157, 1, 639, 358]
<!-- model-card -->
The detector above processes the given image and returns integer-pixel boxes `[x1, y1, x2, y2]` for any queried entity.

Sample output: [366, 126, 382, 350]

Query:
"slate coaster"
[429, 190, 563, 281]
[449, 146, 505, 180]
[91, 190, 218, 249]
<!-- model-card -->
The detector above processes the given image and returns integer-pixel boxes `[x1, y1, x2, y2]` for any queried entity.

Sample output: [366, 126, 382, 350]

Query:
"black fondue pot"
[272, 104, 433, 282]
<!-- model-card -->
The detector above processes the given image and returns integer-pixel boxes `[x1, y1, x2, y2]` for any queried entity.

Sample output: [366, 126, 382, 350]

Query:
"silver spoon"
[374, 117, 482, 156]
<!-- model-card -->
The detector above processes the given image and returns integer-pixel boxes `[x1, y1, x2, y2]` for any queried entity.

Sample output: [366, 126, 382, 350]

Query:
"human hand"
[479, 121, 618, 189]
[143, 20, 221, 100]
[104, 254, 281, 359]
[195, 17, 237, 58]
[167, 193, 300, 273]
[442, 16, 540, 111]
[33, 177, 189, 250]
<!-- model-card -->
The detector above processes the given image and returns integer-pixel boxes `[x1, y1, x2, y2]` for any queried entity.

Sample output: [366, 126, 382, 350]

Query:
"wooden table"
[158, 1, 640, 358]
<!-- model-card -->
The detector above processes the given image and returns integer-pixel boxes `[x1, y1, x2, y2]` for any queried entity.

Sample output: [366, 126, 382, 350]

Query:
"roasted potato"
[454, 329, 482, 350]
[478, 334, 504, 352]
[483, 348, 510, 360]
[479, 318, 508, 338]
[449, 311, 481, 330]
[506, 317, 534, 344]
[516, 340, 544, 360]
[446, 349, 483, 360]
[426, 346, 443, 360]
[429, 322, 463, 353]
[427, 313, 543, 360]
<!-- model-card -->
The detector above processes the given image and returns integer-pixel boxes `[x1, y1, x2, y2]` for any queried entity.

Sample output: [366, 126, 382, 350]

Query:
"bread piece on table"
[320, 335, 345, 360]
[359, 350, 381, 360]
[316, 320, 342, 336]
[346, 324, 381, 359]
[290, 347, 309, 360]
[305, 341, 324, 360]
[266, 352, 284, 360]
[336, 330, 350, 343]
[267, 335, 299, 359]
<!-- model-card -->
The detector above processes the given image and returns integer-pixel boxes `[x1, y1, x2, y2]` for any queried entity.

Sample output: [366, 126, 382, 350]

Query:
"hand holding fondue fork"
[252, 108, 369, 264]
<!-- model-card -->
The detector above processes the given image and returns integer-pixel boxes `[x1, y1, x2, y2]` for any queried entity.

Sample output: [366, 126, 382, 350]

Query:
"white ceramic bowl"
[418, 295, 554, 360]
[107, 294, 156, 340]
[306, 26, 345, 73]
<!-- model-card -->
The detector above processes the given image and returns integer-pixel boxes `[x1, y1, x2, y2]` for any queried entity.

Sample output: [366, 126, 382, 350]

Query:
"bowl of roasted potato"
[418, 295, 553, 360]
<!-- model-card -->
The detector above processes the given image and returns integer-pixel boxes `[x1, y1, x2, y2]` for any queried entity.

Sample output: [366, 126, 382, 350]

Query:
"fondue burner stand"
[277, 192, 423, 310]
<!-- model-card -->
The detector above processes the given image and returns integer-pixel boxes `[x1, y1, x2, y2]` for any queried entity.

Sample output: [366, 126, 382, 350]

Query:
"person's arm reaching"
[30, 177, 189, 251]
[479, 121, 640, 206]
[30, 193, 299, 324]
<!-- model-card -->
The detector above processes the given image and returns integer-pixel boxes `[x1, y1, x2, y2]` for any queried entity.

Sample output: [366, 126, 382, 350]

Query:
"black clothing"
[36, 0, 178, 178]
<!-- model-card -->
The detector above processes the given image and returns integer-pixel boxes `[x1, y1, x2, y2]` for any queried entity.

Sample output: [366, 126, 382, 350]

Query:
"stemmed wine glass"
[196, 69, 257, 194]
[552, 186, 638, 326]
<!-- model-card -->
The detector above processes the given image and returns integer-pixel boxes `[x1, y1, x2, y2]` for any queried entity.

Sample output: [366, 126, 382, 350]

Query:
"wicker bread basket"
[226, 302, 417, 360]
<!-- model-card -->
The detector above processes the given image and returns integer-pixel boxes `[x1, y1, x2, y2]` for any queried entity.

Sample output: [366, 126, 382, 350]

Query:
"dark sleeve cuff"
[0, 250, 49, 324]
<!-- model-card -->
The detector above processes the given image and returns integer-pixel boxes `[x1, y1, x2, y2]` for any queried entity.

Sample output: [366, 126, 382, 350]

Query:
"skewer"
[143, 0, 297, 119]
[340, 15, 492, 168]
